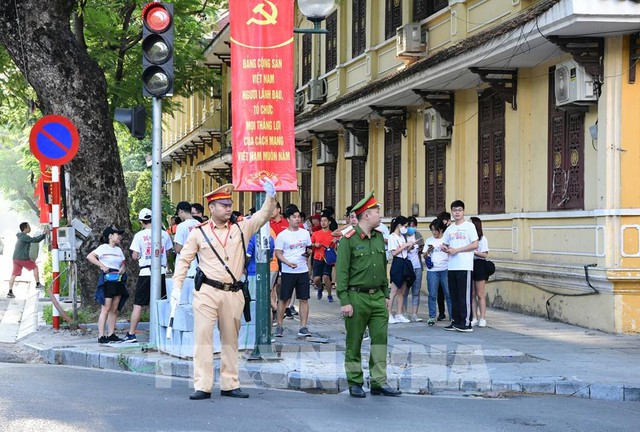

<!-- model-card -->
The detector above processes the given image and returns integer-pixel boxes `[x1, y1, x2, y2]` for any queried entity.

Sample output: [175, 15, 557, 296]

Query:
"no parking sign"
[29, 115, 79, 165]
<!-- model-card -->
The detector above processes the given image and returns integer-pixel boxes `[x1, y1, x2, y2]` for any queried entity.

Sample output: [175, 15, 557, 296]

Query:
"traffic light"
[115, 105, 147, 139]
[141, 2, 174, 98]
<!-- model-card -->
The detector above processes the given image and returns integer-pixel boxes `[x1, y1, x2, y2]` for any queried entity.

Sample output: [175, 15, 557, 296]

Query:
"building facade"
[162, 0, 640, 333]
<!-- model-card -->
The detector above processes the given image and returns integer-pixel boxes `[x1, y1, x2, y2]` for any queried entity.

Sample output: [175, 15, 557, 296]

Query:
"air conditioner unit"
[316, 141, 335, 166]
[396, 23, 425, 57]
[307, 78, 327, 105]
[296, 150, 311, 172]
[345, 132, 367, 159]
[554, 60, 597, 106]
[424, 108, 451, 141]
[294, 90, 305, 114]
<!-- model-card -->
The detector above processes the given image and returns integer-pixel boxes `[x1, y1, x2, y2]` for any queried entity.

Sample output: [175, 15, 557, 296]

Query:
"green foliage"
[42, 249, 71, 297]
[129, 170, 173, 229]
[0, 128, 41, 215]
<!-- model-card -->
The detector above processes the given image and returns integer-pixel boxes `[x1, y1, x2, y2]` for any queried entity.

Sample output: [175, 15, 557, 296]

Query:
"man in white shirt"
[124, 208, 173, 343]
[274, 204, 312, 338]
[174, 201, 200, 293]
[442, 200, 479, 332]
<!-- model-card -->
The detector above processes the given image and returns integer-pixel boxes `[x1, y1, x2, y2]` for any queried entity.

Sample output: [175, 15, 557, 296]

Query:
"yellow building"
[163, 1, 640, 333]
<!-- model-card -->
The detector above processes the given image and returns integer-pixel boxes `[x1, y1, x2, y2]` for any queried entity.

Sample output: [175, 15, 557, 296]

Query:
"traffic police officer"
[336, 191, 402, 398]
[171, 178, 276, 400]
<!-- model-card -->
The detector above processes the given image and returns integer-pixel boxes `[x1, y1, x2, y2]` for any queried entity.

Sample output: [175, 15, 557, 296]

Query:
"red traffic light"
[142, 3, 171, 32]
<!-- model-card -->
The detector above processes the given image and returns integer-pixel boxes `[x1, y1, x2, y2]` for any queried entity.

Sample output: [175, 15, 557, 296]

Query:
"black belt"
[348, 286, 380, 294]
[203, 276, 242, 292]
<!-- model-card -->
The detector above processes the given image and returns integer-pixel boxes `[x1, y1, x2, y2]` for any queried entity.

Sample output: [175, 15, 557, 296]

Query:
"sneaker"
[478, 319, 487, 328]
[455, 325, 473, 333]
[363, 330, 370, 340]
[284, 308, 294, 319]
[275, 326, 284, 337]
[471, 319, 478, 327]
[437, 314, 446, 321]
[297, 327, 312, 337]
[427, 317, 436, 326]
[395, 314, 411, 323]
[35, 283, 45, 290]
[98, 336, 110, 344]
[272, 310, 278, 326]
[443, 324, 457, 331]
[388, 315, 397, 324]
[290, 306, 299, 316]
[410, 314, 423, 322]
[108, 333, 123, 343]
[327, 294, 334, 303]
[123, 333, 137, 343]
[317, 287, 323, 300]
[7, 291, 15, 299]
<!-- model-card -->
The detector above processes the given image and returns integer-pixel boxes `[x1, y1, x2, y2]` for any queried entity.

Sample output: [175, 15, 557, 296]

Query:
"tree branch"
[71, 0, 88, 50]
[114, 1, 137, 83]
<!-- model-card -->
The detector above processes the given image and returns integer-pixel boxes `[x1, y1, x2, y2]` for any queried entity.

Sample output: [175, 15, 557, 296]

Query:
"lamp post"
[251, 0, 334, 360]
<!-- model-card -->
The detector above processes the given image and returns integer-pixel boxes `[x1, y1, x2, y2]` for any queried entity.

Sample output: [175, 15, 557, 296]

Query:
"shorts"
[473, 259, 495, 281]
[134, 274, 167, 306]
[389, 256, 416, 288]
[12, 259, 37, 277]
[103, 280, 127, 299]
[280, 272, 310, 301]
[312, 259, 333, 278]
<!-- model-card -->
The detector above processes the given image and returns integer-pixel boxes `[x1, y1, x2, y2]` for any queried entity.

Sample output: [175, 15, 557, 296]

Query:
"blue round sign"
[29, 115, 80, 165]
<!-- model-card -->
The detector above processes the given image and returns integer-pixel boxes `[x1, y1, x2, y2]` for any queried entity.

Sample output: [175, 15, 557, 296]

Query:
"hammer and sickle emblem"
[246, 0, 278, 26]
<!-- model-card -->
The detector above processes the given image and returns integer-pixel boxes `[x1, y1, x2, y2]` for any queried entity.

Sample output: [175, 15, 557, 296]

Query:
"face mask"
[406, 227, 416, 236]
[400, 227, 408, 235]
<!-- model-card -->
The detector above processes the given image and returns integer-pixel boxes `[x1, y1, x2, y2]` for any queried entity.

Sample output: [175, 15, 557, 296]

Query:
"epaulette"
[332, 224, 351, 237]
[344, 227, 356, 239]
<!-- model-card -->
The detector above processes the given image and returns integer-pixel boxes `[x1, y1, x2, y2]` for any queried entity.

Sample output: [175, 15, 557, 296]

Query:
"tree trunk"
[0, 0, 136, 308]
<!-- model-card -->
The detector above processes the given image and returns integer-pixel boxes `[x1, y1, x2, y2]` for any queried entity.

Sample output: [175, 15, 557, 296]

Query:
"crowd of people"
[5, 179, 494, 400]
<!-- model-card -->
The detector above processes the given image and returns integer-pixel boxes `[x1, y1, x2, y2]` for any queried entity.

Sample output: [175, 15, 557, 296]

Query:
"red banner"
[230, 0, 296, 191]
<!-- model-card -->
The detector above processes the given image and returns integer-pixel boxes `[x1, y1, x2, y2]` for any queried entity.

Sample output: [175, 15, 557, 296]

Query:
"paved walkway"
[2, 284, 640, 402]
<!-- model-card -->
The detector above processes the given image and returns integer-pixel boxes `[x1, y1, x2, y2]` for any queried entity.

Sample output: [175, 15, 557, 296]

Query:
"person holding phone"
[423, 219, 451, 326]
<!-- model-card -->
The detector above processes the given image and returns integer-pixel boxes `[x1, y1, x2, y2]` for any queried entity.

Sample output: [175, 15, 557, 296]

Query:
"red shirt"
[311, 229, 335, 260]
[270, 217, 289, 236]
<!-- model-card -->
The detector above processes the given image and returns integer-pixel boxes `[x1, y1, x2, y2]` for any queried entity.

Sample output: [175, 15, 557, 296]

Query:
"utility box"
[58, 227, 77, 261]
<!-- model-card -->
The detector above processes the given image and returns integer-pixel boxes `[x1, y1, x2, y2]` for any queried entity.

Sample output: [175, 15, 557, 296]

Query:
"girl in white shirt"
[423, 218, 452, 326]
[387, 216, 416, 324]
[470, 217, 489, 328]
[87, 226, 127, 344]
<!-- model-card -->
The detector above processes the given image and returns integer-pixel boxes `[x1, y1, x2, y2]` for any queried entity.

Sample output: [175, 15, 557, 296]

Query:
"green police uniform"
[336, 202, 390, 388]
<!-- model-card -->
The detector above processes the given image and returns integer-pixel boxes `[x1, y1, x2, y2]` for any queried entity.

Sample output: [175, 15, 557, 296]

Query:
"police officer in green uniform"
[336, 191, 402, 398]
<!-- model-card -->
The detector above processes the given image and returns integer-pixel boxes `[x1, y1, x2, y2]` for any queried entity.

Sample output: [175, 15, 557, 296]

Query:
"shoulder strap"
[198, 226, 238, 283]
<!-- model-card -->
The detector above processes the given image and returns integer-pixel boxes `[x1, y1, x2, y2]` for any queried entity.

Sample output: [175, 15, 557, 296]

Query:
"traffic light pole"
[149, 96, 163, 348]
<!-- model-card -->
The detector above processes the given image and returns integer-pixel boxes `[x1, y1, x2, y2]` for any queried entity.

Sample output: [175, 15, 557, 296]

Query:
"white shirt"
[423, 237, 448, 272]
[275, 228, 311, 274]
[474, 236, 489, 260]
[130, 228, 173, 276]
[405, 234, 422, 268]
[175, 218, 200, 276]
[388, 232, 407, 259]
[92, 244, 125, 270]
[443, 220, 479, 271]
[376, 222, 391, 260]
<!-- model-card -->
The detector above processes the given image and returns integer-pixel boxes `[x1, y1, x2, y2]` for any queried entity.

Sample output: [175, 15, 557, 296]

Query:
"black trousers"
[448, 270, 473, 327]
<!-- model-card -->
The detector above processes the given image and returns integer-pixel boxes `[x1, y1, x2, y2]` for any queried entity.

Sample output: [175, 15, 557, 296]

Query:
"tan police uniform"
[172, 184, 276, 393]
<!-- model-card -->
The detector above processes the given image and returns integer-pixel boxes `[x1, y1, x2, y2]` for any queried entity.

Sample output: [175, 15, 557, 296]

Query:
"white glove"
[261, 177, 277, 197]
[170, 285, 182, 308]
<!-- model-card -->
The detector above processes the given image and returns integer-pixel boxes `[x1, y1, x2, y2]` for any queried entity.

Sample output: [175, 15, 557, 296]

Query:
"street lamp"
[295, 0, 335, 34]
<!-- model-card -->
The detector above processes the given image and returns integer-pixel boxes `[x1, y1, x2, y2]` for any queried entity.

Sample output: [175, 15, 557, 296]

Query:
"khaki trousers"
[192, 284, 244, 392]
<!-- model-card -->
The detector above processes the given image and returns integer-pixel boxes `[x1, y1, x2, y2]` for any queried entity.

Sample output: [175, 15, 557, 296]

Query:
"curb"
[31, 345, 640, 402]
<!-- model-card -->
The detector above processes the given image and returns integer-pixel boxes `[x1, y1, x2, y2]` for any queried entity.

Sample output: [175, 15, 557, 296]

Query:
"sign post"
[30, 115, 80, 330]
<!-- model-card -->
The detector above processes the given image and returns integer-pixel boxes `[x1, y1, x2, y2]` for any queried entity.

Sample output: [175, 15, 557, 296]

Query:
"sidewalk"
[3, 285, 640, 402]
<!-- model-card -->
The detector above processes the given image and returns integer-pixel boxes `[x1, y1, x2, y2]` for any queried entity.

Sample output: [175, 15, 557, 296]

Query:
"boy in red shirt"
[311, 215, 337, 302]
